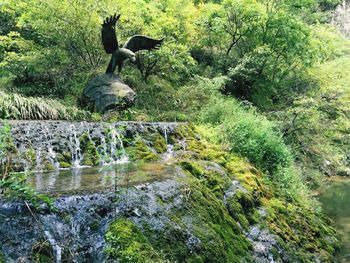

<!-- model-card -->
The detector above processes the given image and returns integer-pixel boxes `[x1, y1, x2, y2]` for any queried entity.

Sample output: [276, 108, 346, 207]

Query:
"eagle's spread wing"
[101, 14, 120, 54]
[123, 35, 164, 53]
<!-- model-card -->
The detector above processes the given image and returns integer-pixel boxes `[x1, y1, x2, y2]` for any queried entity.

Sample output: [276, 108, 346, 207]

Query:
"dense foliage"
[0, 0, 339, 100]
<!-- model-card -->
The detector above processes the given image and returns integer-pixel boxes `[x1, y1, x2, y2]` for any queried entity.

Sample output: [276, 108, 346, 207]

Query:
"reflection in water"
[318, 179, 350, 262]
[70, 168, 82, 190]
[28, 163, 175, 193]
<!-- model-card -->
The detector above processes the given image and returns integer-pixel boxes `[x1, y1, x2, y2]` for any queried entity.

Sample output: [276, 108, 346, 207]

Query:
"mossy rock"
[105, 218, 165, 262]
[180, 161, 230, 198]
[174, 124, 197, 140]
[43, 161, 56, 171]
[141, 179, 253, 263]
[59, 161, 71, 169]
[79, 133, 90, 152]
[81, 156, 94, 166]
[79, 132, 100, 166]
[84, 143, 100, 166]
[152, 134, 167, 153]
[126, 140, 160, 162]
[57, 151, 72, 163]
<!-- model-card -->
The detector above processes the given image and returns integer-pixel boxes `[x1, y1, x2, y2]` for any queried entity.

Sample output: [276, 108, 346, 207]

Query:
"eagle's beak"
[131, 57, 136, 63]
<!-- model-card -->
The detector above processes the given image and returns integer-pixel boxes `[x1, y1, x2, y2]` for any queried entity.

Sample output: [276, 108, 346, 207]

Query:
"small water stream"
[318, 178, 350, 262]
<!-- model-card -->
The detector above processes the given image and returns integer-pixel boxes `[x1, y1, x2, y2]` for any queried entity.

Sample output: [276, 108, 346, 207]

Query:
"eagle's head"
[129, 53, 136, 63]
[120, 48, 136, 63]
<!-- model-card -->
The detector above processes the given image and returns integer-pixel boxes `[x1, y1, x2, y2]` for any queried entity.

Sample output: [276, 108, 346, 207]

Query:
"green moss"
[59, 161, 71, 169]
[199, 148, 228, 165]
[141, 179, 252, 263]
[180, 161, 205, 178]
[57, 151, 72, 167]
[79, 132, 100, 166]
[153, 134, 167, 153]
[174, 125, 192, 140]
[260, 197, 340, 262]
[0, 252, 4, 263]
[180, 161, 231, 198]
[225, 190, 258, 231]
[43, 161, 55, 171]
[126, 139, 160, 162]
[79, 133, 90, 151]
[82, 142, 100, 166]
[105, 218, 165, 262]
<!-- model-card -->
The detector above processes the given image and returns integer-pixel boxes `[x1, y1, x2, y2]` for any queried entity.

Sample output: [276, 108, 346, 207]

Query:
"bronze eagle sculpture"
[102, 14, 164, 74]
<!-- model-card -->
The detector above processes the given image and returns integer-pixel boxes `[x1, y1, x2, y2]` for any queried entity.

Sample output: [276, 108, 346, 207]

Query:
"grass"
[0, 90, 91, 120]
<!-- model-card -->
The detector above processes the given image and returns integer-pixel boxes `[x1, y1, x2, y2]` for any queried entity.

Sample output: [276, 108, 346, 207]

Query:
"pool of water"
[27, 163, 177, 194]
[318, 178, 350, 262]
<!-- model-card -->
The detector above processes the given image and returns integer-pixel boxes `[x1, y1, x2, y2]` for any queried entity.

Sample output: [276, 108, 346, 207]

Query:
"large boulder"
[81, 74, 136, 113]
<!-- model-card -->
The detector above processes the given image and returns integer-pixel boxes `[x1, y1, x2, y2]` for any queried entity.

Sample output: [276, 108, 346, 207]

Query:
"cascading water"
[98, 135, 109, 165]
[99, 126, 129, 165]
[43, 124, 60, 170]
[5, 121, 181, 172]
[115, 130, 129, 164]
[0, 121, 186, 262]
[162, 125, 174, 160]
[35, 148, 43, 171]
[69, 124, 82, 168]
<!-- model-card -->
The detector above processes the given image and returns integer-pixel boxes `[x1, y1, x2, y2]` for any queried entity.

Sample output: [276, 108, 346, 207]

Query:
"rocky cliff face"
[0, 122, 339, 262]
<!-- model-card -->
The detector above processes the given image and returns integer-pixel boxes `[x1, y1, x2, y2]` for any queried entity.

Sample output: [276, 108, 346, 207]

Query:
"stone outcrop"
[80, 74, 136, 113]
[0, 121, 340, 263]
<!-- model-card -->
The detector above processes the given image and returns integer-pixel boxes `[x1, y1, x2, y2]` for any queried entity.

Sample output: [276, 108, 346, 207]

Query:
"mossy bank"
[0, 124, 339, 262]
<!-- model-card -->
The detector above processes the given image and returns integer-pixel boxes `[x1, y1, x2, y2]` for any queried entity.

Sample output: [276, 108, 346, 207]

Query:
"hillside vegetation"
[1, 0, 349, 211]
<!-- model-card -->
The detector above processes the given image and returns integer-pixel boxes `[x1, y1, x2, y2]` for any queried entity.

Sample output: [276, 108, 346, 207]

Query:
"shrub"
[200, 93, 306, 201]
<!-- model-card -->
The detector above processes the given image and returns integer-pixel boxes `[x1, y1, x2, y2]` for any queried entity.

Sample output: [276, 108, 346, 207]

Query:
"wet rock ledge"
[5, 121, 184, 171]
[0, 122, 340, 263]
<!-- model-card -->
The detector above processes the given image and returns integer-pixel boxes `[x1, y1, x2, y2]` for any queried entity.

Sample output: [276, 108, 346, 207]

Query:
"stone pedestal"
[81, 73, 136, 113]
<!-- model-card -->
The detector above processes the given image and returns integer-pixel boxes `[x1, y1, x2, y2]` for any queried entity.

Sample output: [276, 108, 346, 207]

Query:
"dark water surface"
[27, 163, 176, 194]
[318, 178, 350, 262]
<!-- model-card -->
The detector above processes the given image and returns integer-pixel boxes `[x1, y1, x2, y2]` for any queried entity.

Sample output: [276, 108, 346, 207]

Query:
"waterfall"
[332, 0, 350, 38]
[48, 147, 59, 170]
[35, 148, 43, 171]
[7, 121, 182, 173]
[98, 134, 110, 165]
[115, 130, 129, 164]
[162, 125, 174, 160]
[99, 126, 129, 165]
[43, 124, 59, 169]
[69, 125, 82, 168]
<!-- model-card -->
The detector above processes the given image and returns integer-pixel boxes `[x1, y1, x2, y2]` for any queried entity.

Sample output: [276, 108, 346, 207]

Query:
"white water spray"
[162, 125, 174, 160]
[69, 125, 82, 168]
